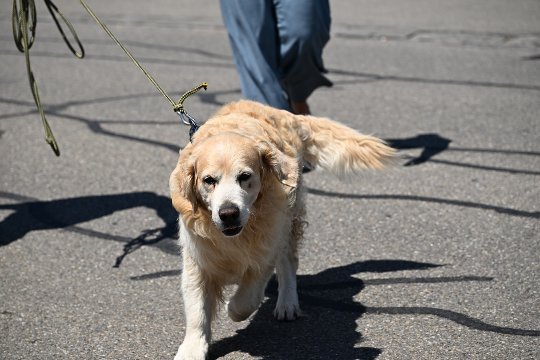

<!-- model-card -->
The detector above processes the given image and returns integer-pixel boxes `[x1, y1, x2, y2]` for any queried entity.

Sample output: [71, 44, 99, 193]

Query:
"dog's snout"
[218, 205, 240, 222]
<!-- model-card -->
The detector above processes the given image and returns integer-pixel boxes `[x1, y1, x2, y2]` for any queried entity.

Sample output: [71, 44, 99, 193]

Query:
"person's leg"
[274, 0, 332, 108]
[220, 0, 291, 110]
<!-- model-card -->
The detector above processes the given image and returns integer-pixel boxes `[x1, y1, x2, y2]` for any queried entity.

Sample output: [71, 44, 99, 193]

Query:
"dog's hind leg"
[228, 266, 274, 322]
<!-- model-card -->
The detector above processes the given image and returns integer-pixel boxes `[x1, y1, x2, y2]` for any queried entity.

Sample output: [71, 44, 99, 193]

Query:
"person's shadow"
[0, 191, 178, 266]
[209, 260, 440, 360]
[386, 133, 451, 166]
[206, 256, 539, 359]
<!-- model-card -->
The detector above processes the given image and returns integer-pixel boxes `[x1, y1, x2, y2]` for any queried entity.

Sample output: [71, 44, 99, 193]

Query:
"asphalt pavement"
[1, 0, 539, 359]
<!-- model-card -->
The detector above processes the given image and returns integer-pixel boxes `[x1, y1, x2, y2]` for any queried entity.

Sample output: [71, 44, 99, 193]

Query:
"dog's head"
[170, 132, 298, 238]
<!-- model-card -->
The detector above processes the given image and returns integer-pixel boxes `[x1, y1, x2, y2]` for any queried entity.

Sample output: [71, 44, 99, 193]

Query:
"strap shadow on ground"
[1, 179, 538, 266]
[2, 95, 537, 175]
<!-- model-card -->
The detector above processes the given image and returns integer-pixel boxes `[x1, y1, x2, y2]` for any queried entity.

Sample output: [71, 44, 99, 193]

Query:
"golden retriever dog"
[169, 100, 395, 359]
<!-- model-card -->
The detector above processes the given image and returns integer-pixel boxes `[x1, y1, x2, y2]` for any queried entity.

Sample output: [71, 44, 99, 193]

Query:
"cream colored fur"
[169, 100, 395, 360]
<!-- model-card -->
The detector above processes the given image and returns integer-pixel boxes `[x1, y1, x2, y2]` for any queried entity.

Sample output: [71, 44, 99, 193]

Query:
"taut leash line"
[79, 0, 207, 141]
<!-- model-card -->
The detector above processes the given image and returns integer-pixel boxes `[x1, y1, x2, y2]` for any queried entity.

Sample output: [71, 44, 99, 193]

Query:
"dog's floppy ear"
[170, 147, 199, 214]
[257, 142, 299, 188]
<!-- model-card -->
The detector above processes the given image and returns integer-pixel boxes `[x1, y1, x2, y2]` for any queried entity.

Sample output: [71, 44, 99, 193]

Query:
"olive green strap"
[13, 0, 206, 156]
[44, 0, 85, 59]
[12, 0, 85, 156]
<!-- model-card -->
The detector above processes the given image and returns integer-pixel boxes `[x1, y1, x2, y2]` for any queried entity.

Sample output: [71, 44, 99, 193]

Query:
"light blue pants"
[220, 0, 332, 110]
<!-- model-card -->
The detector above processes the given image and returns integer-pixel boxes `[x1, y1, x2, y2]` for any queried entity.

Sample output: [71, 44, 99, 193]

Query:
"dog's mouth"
[222, 226, 243, 237]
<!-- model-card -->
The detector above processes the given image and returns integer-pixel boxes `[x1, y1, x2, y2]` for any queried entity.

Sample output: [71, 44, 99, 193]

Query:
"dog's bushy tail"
[297, 115, 396, 176]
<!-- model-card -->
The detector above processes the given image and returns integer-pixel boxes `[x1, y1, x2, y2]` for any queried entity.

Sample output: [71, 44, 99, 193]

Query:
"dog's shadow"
[209, 260, 440, 360]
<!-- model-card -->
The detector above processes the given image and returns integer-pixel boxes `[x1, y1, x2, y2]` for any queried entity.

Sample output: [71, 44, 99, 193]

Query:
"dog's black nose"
[218, 205, 240, 222]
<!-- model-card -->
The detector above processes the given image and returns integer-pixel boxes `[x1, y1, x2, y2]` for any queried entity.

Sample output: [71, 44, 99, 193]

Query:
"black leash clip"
[177, 109, 200, 143]
[173, 82, 207, 143]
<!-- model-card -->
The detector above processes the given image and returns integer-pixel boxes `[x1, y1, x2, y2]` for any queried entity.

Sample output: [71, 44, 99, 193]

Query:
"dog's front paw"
[273, 299, 302, 321]
[227, 295, 262, 322]
[174, 336, 208, 360]
[227, 284, 265, 322]
[228, 300, 253, 322]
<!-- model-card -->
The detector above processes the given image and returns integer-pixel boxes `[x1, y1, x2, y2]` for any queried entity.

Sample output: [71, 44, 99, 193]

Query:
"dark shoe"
[291, 101, 311, 115]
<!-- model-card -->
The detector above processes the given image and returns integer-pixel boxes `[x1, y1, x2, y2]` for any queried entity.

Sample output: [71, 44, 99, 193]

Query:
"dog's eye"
[203, 176, 217, 186]
[237, 172, 252, 183]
